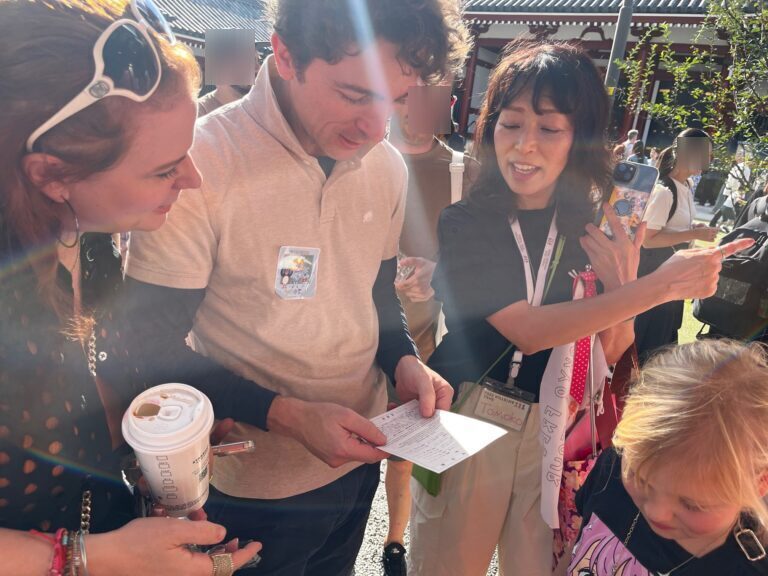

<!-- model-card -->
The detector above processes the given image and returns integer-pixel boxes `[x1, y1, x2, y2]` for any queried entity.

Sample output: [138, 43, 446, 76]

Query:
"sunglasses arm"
[26, 89, 102, 153]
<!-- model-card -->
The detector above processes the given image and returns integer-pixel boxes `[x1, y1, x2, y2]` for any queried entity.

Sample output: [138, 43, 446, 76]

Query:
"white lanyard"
[507, 213, 558, 384]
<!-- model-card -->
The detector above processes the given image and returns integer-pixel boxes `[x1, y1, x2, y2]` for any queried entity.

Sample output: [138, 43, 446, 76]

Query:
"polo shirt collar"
[241, 56, 362, 171]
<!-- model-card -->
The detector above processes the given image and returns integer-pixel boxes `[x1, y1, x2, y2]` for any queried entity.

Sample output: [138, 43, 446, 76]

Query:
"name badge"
[275, 246, 320, 300]
[474, 381, 532, 432]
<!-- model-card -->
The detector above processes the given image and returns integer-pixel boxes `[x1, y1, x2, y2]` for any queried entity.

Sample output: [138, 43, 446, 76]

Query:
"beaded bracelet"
[66, 530, 89, 576]
[63, 531, 73, 576]
[67, 530, 79, 576]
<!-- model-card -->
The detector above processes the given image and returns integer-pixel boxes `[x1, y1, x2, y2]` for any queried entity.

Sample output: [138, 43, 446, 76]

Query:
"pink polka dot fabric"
[570, 269, 598, 405]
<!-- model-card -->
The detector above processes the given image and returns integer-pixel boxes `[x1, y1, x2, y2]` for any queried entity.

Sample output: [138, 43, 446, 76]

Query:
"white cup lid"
[122, 383, 214, 454]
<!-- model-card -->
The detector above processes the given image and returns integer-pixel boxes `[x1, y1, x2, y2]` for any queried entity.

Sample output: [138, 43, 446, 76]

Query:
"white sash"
[510, 214, 609, 529]
[538, 333, 609, 528]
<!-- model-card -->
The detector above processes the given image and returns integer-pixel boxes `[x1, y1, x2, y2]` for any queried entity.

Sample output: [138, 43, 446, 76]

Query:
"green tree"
[619, 1, 768, 202]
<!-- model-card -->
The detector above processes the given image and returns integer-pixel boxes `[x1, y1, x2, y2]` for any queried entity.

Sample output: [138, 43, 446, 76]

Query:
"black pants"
[634, 299, 684, 364]
[205, 463, 380, 576]
[709, 206, 736, 228]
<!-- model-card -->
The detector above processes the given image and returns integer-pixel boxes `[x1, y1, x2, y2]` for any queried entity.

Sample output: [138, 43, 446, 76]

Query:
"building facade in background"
[458, 1, 727, 146]
[156, 0, 727, 147]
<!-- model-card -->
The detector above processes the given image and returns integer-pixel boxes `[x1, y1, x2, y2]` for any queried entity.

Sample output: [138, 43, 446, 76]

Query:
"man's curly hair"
[266, 0, 471, 83]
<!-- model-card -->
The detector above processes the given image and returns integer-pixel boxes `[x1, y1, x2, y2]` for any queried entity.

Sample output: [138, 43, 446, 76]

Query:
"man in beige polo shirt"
[121, 1, 470, 574]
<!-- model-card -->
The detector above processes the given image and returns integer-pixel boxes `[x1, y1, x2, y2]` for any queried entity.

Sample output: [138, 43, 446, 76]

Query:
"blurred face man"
[389, 84, 452, 150]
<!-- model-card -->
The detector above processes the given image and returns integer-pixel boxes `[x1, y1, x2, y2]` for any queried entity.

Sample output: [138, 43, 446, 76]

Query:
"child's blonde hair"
[613, 339, 768, 532]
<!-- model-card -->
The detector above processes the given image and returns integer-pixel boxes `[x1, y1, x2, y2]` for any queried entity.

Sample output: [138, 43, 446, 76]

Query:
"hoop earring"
[57, 199, 80, 249]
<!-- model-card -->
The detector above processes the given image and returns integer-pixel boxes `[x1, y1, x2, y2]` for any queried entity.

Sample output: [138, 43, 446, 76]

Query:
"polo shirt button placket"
[319, 190, 336, 223]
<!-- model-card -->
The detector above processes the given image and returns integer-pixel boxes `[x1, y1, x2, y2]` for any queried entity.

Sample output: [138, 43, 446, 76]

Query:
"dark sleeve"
[110, 278, 278, 430]
[374, 257, 418, 382]
[432, 205, 527, 325]
[575, 448, 618, 518]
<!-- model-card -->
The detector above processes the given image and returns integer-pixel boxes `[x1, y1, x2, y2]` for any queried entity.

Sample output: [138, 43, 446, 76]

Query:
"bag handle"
[597, 344, 638, 448]
[449, 149, 465, 205]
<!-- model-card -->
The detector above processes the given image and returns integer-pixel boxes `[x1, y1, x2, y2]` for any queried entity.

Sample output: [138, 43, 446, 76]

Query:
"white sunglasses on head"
[26, 0, 175, 153]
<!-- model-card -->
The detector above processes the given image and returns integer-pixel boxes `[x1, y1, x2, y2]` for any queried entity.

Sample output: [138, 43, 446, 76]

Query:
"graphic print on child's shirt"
[568, 512, 651, 576]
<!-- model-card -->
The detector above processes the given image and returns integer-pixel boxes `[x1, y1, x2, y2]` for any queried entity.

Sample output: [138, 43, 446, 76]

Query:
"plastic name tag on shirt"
[474, 378, 533, 432]
[274, 246, 321, 300]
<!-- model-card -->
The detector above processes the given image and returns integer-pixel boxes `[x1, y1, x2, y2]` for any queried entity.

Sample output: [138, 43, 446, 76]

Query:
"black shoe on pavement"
[383, 542, 407, 576]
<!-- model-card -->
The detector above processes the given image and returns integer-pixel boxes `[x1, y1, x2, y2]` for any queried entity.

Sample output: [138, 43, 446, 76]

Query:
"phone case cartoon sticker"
[275, 246, 321, 300]
[603, 187, 651, 237]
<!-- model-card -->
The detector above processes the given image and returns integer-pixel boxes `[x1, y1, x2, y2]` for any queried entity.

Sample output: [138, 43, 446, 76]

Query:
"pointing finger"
[717, 238, 755, 258]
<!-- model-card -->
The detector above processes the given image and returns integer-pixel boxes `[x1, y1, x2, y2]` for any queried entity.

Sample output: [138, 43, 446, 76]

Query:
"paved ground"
[354, 461, 500, 575]
[695, 203, 716, 222]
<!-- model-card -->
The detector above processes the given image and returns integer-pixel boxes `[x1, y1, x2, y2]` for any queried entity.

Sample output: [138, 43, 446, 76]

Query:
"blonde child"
[566, 339, 768, 575]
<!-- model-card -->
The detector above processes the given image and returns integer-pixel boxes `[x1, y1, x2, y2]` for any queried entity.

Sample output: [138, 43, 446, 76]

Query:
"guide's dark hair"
[468, 40, 612, 238]
[266, 0, 471, 83]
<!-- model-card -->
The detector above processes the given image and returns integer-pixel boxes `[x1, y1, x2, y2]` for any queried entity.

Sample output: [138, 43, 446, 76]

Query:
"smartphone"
[597, 161, 659, 239]
[211, 440, 256, 457]
[396, 252, 415, 282]
[396, 264, 415, 282]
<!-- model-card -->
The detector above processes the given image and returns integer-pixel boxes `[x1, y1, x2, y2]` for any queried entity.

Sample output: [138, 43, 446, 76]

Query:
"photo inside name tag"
[274, 246, 320, 300]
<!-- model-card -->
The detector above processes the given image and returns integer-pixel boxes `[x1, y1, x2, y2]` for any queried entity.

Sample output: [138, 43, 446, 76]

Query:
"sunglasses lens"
[103, 23, 160, 96]
[134, 0, 176, 44]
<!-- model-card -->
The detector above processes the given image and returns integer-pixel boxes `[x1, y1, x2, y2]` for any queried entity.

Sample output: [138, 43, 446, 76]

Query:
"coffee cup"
[122, 383, 214, 517]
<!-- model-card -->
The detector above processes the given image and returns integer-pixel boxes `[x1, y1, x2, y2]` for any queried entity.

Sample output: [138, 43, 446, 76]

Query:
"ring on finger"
[211, 553, 234, 576]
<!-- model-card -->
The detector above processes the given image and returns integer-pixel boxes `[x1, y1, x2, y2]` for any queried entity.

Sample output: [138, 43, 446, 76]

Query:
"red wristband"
[29, 529, 56, 544]
[48, 528, 69, 576]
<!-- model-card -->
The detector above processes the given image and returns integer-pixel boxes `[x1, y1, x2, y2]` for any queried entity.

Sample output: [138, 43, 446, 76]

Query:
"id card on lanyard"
[474, 377, 535, 432]
[473, 214, 563, 431]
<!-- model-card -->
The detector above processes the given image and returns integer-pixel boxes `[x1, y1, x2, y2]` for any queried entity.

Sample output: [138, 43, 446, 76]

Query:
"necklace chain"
[622, 512, 640, 549]
[80, 489, 92, 534]
[58, 239, 81, 275]
[657, 555, 696, 576]
[611, 512, 696, 576]
[611, 512, 641, 576]
[69, 242, 80, 275]
[87, 328, 97, 378]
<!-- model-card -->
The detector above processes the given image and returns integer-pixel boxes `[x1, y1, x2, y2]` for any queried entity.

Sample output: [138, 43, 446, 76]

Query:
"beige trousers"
[408, 385, 553, 576]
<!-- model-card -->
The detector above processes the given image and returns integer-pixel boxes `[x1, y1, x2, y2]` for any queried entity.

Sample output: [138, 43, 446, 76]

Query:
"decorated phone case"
[598, 161, 659, 240]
